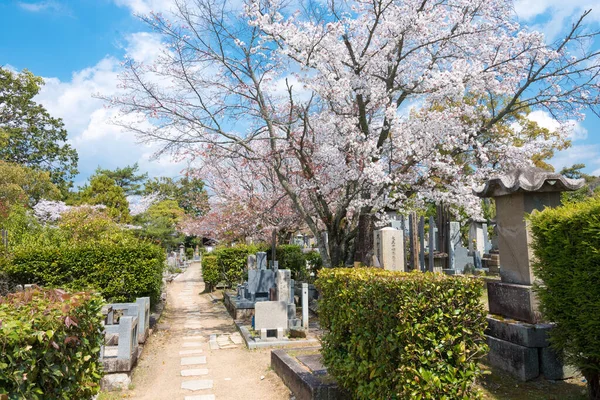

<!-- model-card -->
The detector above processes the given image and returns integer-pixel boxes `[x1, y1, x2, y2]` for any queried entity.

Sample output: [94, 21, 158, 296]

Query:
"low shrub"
[0, 287, 104, 399]
[268, 245, 306, 279]
[316, 268, 488, 399]
[202, 255, 219, 289]
[3, 237, 165, 304]
[185, 247, 194, 259]
[529, 196, 600, 399]
[202, 245, 264, 289]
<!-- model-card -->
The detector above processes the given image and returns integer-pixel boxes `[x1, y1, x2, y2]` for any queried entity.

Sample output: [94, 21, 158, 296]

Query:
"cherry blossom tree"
[180, 151, 305, 243]
[106, 0, 600, 268]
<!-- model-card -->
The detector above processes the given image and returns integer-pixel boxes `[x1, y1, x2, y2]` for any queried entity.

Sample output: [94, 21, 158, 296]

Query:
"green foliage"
[268, 245, 308, 280]
[186, 247, 194, 259]
[529, 196, 600, 397]
[134, 200, 185, 248]
[3, 237, 165, 304]
[560, 164, 600, 204]
[303, 250, 323, 282]
[0, 68, 78, 193]
[80, 175, 131, 223]
[0, 287, 104, 399]
[94, 163, 148, 196]
[201, 255, 219, 289]
[201, 244, 265, 289]
[0, 161, 61, 219]
[144, 176, 209, 216]
[316, 268, 488, 400]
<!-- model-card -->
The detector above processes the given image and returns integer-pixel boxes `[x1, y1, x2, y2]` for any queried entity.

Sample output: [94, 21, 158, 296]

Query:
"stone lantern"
[474, 167, 584, 381]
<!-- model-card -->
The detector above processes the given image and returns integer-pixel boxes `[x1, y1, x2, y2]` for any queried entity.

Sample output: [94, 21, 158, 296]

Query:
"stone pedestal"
[485, 316, 576, 381]
[487, 281, 541, 324]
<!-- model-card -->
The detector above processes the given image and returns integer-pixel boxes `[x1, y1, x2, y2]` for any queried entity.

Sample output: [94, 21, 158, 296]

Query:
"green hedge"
[316, 268, 488, 399]
[201, 245, 263, 289]
[530, 196, 600, 398]
[0, 287, 104, 399]
[202, 255, 219, 289]
[267, 245, 305, 279]
[3, 238, 165, 304]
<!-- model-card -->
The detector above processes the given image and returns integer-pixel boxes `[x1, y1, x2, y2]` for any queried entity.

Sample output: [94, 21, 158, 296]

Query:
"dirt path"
[120, 262, 290, 400]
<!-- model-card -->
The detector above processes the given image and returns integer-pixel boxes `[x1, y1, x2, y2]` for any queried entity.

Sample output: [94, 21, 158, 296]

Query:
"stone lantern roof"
[474, 167, 585, 198]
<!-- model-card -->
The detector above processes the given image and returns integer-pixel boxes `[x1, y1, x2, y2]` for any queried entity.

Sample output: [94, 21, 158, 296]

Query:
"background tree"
[80, 175, 131, 223]
[560, 164, 600, 203]
[0, 161, 61, 221]
[94, 163, 148, 196]
[135, 199, 186, 248]
[107, 0, 600, 268]
[144, 176, 209, 216]
[0, 67, 78, 193]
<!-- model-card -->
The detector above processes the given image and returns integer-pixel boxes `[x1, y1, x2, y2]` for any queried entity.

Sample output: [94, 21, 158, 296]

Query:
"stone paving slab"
[181, 356, 207, 366]
[181, 368, 209, 376]
[184, 395, 215, 400]
[183, 342, 204, 347]
[181, 379, 213, 391]
[179, 349, 204, 355]
[183, 336, 206, 341]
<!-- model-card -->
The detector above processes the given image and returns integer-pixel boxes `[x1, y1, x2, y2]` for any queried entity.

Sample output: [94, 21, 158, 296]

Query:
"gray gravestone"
[256, 252, 267, 270]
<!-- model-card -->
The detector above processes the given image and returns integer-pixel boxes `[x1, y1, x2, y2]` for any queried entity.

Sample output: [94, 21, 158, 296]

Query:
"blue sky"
[1, 0, 599, 188]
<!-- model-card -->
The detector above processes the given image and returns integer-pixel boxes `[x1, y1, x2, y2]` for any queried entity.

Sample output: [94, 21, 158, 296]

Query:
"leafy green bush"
[316, 268, 488, 399]
[529, 196, 600, 399]
[268, 245, 306, 279]
[0, 287, 104, 399]
[202, 245, 264, 290]
[3, 237, 165, 304]
[303, 251, 323, 282]
[186, 247, 194, 259]
[202, 255, 219, 289]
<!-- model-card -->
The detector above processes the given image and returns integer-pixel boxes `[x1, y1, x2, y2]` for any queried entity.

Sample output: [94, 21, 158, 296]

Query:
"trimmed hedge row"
[0, 287, 105, 399]
[3, 238, 165, 304]
[316, 268, 488, 399]
[529, 196, 600, 399]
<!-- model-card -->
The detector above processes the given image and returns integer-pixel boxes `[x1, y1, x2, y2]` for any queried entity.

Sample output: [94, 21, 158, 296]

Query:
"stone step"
[184, 395, 215, 400]
[181, 379, 213, 391]
[181, 368, 209, 377]
[182, 342, 204, 347]
[179, 349, 204, 355]
[181, 356, 207, 366]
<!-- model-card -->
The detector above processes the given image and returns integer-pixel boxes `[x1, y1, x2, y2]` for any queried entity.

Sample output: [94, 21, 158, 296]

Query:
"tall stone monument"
[373, 227, 404, 271]
[475, 168, 583, 381]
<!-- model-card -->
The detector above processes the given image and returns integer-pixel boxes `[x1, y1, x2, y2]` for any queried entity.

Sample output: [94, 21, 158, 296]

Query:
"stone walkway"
[121, 262, 289, 400]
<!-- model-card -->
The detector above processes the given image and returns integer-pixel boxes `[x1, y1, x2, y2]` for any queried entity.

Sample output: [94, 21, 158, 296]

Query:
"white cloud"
[527, 110, 588, 141]
[17, 1, 71, 15]
[112, 0, 175, 15]
[514, 0, 600, 40]
[33, 33, 185, 187]
[551, 144, 600, 173]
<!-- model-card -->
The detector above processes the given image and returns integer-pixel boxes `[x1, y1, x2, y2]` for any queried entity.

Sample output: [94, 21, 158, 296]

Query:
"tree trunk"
[585, 370, 600, 400]
[353, 210, 374, 266]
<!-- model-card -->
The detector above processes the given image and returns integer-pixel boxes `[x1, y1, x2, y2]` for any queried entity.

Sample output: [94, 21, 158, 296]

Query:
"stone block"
[487, 281, 541, 323]
[287, 303, 297, 320]
[257, 252, 268, 270]
[248, 269, 275, 296]
[486, 335, 539, 381]
[486, 316, 552, 348]
[276, 269, 291, 302]
[373, 227, 404, 271]
[540, 347, 579, 380]
[100, 373, 131, 391]
[255, 301, 288, 331]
